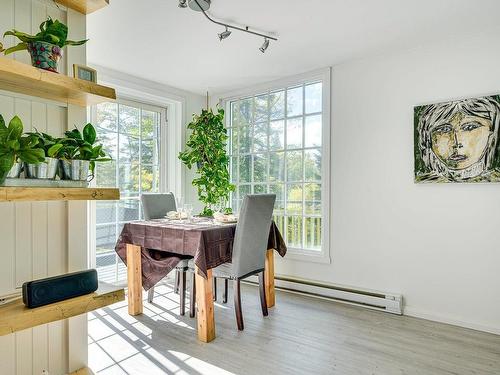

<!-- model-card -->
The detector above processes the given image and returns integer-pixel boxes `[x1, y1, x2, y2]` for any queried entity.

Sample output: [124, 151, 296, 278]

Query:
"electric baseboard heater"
[245, 275, 403, 315]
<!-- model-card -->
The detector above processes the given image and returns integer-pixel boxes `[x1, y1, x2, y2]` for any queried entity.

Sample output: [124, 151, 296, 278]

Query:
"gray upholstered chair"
[189, 194, 276, 330]
[140, 193, 191, 315]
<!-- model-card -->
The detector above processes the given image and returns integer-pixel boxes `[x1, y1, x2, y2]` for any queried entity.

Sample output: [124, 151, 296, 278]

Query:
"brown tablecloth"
[115, 220, 287, 290]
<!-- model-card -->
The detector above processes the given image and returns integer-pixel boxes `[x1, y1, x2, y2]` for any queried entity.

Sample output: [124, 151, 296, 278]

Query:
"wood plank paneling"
[0, 4, 17, 370]
[0, 0, 81, 373]
[14, 0, 32, 66]
[31, 101, 49, 374]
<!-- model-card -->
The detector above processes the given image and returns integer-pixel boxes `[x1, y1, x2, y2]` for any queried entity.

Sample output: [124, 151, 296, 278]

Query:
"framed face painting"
[414, 94, 500, 183]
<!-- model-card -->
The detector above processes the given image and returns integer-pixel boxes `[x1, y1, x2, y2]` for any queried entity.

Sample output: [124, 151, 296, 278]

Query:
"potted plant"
[24, 130, 62, 179]
[179, 107, 235, 216]
[51, 123, 111, 181]
[1, 17, 88, 73]
[0, 115, 45, 184]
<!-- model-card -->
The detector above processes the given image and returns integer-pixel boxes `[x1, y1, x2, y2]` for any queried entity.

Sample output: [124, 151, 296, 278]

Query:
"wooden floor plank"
[88, 282, 500, 375]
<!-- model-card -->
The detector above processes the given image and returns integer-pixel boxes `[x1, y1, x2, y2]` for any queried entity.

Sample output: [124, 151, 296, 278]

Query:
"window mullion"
[266, 91, 271, 194]
[283, 88, 288, 246]
[115, 104, 121, 280]
[139, 107, 143, 198]
[302, 84, 306, 250]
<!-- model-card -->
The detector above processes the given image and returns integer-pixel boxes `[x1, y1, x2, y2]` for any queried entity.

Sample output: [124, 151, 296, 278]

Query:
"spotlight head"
[259, 38, 270, 53]
[218, 27, 232, 41]
[188, 0, 211, 11]
[178, 0, 187, 8]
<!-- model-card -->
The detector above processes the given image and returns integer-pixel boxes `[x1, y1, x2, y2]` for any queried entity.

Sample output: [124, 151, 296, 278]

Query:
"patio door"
[90, 99, 166, 283]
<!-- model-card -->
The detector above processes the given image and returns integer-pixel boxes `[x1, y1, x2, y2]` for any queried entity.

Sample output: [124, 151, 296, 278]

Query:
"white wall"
[274, 30, 500, 334]
[0, 0, 89, 373]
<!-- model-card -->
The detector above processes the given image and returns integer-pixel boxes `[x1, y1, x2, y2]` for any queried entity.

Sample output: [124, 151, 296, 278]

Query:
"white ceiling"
[87, 0, 500, 95]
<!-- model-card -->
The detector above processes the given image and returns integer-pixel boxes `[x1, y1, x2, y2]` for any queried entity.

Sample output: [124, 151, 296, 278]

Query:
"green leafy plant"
[179, 107, 235, 216]
[1, 17, 87, 55]
[0, 115, 45, 184]
[25, 130, 63, 158]
[51, 123, 111, 174]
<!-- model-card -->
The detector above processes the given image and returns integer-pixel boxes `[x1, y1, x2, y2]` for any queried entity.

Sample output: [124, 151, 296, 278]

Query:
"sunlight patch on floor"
[88, 283, 234, 374]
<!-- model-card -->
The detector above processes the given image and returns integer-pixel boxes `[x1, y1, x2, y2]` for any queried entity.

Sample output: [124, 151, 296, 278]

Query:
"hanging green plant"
[179, 107, 235, 217]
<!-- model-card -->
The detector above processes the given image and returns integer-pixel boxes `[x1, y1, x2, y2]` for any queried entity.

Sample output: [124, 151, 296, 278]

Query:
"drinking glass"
[183, 204, 193, 222]
[175, 195, 184, 211]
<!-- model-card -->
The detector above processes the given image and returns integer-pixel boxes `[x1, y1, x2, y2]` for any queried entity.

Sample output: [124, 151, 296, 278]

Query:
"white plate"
[215, 219, 238, 224]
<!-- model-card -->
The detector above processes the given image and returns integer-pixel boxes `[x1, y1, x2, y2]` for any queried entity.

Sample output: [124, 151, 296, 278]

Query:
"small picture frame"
[73, 64, 97, 83]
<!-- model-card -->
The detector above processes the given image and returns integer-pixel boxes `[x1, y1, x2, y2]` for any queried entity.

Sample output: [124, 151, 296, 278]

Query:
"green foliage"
[1, 17, 88, 55]
[25, 130, 64, 158]
[51, 123, 111, 174]
[179, 107, 235, 216]
[0, 115, 45, 184]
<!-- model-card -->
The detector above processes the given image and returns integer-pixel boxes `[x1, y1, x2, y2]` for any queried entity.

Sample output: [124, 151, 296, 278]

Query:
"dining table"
[115, 218, 287, 343]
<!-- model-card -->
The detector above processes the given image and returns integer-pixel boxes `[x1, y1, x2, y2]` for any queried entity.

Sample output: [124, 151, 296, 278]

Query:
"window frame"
[88, 97, 169, 283]
[219, 68, 331, 263]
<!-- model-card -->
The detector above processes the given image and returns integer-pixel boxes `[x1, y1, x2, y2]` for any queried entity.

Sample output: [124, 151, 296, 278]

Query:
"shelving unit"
[55, 0, 109, 15]
[0, 187, 120, 202]
[0, 58, 116, 107]
[0, 283, 124, 337]
[0, 4, 119, 371]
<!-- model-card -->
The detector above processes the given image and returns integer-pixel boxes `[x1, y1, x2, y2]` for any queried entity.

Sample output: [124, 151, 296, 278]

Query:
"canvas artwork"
[414, 94, 500, 183]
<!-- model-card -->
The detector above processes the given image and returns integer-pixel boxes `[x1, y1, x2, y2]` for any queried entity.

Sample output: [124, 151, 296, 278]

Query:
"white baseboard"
[404, 306, 500, 335]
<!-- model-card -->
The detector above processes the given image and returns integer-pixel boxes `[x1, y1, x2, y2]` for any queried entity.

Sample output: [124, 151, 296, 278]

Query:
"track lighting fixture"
[259, 38, 270, 53]
[218, 27, 232, 41]
[178, 0, 278, 53]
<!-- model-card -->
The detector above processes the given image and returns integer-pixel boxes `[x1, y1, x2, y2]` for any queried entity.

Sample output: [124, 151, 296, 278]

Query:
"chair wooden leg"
[174, 270, 180, 294]
[179, 271, 186, 316]
[190, 272, 196, 318]
[233, 279, 244, 331]
[147, 287, 155, 303]
[222, 279, 228, 304]
[259, 271, 268, 317]
[213, 277, 217, 301]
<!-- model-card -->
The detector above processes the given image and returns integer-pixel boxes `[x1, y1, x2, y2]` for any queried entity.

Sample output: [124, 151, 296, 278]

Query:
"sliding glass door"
[91, 100, 165, 283]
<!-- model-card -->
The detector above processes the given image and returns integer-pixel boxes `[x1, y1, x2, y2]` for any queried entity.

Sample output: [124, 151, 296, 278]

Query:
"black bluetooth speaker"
[22, 269, 98, 308]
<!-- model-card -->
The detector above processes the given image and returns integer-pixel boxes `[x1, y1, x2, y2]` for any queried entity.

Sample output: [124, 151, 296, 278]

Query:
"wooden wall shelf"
[0, 58, 116, 107]
[55, 0, 109, 15]
[0, 283, 124, 337]
[0, 187, 120, 202]
[70, 368, 95, 375]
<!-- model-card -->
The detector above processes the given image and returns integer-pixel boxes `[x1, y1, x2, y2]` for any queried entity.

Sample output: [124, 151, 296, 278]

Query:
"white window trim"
[84, 67, 193, 283]
[217, 68, 331, 263]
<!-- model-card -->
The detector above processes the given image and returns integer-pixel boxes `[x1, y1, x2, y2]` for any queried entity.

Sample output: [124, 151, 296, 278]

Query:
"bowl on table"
[165, 211, 188, 220]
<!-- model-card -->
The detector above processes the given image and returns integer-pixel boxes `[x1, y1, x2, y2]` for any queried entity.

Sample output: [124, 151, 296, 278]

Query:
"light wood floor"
[88, 281, 500, 375]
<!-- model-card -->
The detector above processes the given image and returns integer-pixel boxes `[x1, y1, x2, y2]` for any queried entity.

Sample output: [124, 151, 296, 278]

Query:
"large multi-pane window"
[227, 81, 323, 251]
[92, 101, 164, 282]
